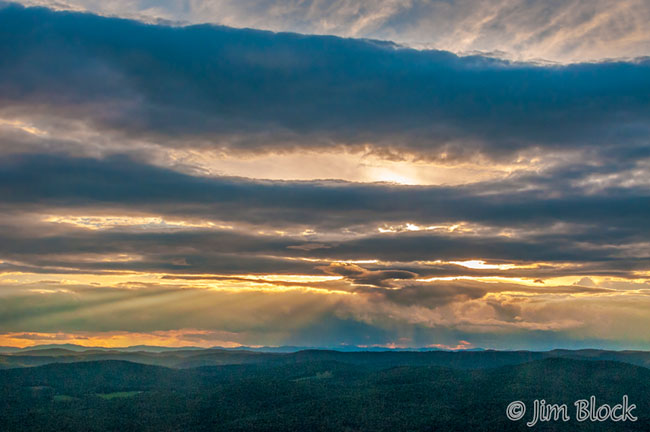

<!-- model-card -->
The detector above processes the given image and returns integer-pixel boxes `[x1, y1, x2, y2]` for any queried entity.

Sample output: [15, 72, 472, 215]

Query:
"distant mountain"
[6, 343, 458, 354]
[8, 343, 206, 353]
[13, 343, 108, 352]
[225, 345, 465, 353]
[2, 347, 650, 371]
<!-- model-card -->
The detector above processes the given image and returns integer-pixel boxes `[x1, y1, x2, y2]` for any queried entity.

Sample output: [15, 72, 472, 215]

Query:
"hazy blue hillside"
[3, 347, 650, 370]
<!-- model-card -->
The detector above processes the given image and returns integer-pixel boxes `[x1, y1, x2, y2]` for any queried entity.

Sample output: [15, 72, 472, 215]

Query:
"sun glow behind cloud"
[448, 260, 519, 270]
[0, 3, 648, 350]
[0, 117, 48, 136]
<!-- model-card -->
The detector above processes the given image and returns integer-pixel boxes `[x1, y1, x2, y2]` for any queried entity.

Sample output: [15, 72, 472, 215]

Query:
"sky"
[0, 1, 649, 350]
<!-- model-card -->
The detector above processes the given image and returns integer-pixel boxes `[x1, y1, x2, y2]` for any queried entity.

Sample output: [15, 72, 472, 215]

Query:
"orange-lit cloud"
[0, 330, 245, 349]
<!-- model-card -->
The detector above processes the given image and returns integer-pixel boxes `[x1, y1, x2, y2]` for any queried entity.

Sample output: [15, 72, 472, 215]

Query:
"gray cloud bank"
[2, 154, 649, 232]
[1, 154, 649, 281]
[10, 0, 650, 62]
[1, 3, 649, 163]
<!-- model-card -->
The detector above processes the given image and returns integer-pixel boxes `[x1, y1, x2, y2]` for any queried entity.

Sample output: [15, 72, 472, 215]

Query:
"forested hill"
[1, 358, 649, 431]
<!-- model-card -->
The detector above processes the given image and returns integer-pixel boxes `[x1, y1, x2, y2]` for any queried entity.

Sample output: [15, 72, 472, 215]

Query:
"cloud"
[1, 277, 649, 350]
[8, 0, 650, 62]
[2, 153, 649, 237]
[321, 262, 418, 287]
[0, 153, 647, 286]
[0, 3, 649, 350]
[0, 4, 649, 164]
[380, 281, 488, 307]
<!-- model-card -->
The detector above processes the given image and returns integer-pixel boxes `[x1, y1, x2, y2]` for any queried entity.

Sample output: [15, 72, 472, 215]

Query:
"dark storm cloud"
[321, 263, 418, 287]
[380, 282, 488, 307]
[0, 4, 649, 161]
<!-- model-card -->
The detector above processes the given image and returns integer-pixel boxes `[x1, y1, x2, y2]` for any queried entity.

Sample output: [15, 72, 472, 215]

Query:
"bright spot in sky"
[449, 260, 516, 270]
